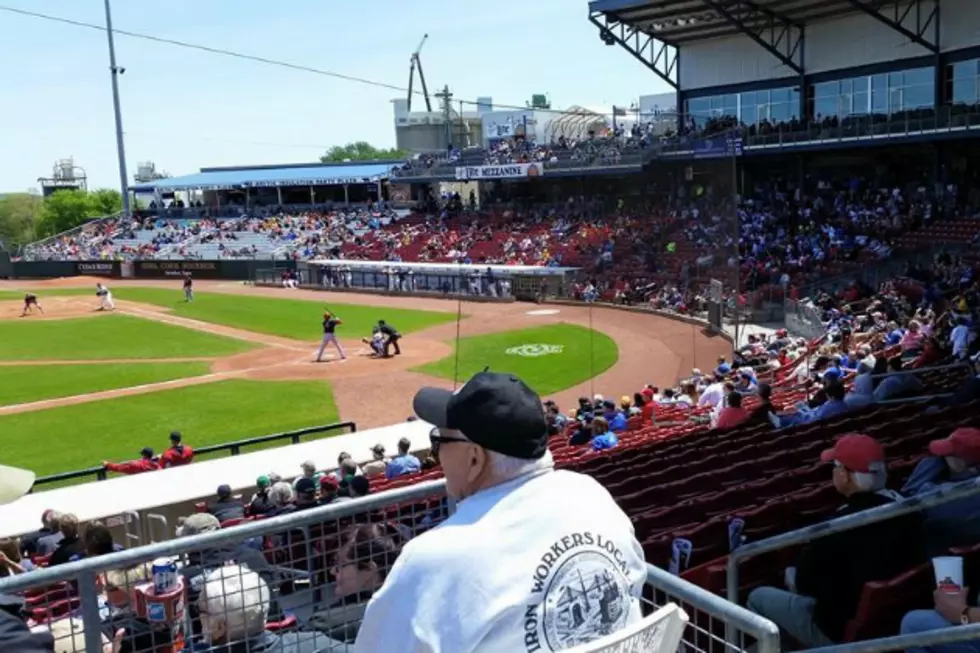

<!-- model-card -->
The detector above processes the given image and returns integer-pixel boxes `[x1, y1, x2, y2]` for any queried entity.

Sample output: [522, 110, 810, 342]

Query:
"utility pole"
[103, 0, 131, 217]
[435, 85, 453, 149]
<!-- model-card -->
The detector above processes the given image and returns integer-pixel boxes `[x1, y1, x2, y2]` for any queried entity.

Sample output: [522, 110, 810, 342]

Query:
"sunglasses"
[429, 427, 468, 446]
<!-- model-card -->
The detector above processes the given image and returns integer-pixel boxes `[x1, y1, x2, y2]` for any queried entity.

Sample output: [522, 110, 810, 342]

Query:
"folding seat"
[843, 563, 933, 641]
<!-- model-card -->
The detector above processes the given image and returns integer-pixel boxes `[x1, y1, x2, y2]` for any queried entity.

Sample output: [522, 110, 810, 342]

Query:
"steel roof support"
[699, 0, 804, 74]
[842, 0, 938, 52]
[589, 12, 679, 89]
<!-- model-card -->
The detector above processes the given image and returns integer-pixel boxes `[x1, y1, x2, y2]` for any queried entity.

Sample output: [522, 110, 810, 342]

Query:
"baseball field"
[0, 278, 731, 484]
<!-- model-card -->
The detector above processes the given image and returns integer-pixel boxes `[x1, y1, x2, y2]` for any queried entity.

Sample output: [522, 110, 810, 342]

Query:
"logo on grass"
[506, 343, 564, 357]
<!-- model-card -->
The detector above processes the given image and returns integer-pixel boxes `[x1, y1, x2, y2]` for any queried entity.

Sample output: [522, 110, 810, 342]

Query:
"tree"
[320, 141, 409, 163]
[89, 188, 123, 216]
[33, 188, 124, 239]
[0, 192, 43, 248]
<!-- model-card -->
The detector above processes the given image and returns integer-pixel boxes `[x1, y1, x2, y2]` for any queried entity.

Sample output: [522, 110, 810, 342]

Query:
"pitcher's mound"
[0, 296, 107, 321]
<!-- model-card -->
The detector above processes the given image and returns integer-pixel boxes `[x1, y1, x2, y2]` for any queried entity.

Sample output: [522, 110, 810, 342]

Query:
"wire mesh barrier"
[0, 478, 785, 653]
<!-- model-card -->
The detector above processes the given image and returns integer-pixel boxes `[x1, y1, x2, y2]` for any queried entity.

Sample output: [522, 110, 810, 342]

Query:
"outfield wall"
[10, 259, 296, 280]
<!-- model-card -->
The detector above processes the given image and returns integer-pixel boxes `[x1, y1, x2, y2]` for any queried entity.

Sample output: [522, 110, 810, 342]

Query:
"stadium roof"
[131, 161, 397, 192]
[589, 0, 856, 44]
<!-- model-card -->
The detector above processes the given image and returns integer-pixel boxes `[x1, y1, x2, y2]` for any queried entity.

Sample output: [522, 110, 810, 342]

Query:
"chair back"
[564, 602, 689, 653]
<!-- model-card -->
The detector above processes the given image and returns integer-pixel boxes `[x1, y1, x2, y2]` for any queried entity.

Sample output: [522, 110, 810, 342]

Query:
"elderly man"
[353, 371, 647, 652]
[195, 564, 339, 652]
[746, 434, 922, 649]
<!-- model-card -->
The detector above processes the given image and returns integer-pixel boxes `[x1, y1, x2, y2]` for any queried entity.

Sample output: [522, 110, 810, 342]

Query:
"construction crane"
[407, 34, 433, 113]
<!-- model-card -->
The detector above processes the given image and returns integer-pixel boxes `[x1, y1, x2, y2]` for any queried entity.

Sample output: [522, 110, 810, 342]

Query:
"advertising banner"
[455, 163, 544, 181]
[75, 261, 119, 277]
[134, 260, 222, 278]
[691, 135, 744, 159]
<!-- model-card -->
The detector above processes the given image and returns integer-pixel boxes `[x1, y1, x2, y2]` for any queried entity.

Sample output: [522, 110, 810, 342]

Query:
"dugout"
[257, 260, 580, 302]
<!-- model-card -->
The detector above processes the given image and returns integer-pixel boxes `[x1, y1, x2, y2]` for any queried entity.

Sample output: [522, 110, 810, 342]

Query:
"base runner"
[315, 311, 346, 362]
[96, 283, 115, 311]
[20, 293, 43, 317]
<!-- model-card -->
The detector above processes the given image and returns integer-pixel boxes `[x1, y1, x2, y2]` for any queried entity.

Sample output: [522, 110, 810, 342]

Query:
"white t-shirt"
[698, 382, 725, 407]
[951, 325, 971, 356]
[353, 469, 647, 653]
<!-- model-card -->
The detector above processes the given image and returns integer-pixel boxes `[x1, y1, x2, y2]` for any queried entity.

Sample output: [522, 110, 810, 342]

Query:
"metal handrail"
[30, 420, 357, 490]
[726, 475, 980, 605]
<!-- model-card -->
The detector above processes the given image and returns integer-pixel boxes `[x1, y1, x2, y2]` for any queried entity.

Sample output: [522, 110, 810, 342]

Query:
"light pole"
[103, 0, 131, 216]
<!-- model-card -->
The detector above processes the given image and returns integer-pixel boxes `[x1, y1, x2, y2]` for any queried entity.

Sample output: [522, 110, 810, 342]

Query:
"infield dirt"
[0, 279, 732, 428]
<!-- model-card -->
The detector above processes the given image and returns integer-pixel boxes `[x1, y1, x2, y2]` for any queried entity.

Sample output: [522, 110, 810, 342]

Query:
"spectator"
[354, 372, 646, 651]
[590, 416, 618, 451]
[844, 363, 875, 410]
[74, 521, 119, 562]
[362, 444, 388, 478]
[48, 514, 85, 566]
[293, 460, 322, 489]
[601, 399, 629, 432]
[102, 447, 159, 475]
[385, 438, 421, 479]
[900, 583, 980, 653]
[160, 431, 194, 468]
[337, 475, 370, 502]
[265, 482, 295, 517]
[207, 484, 245, 523]
[196, 565, 337, 651]
[310, 524, 404, 642]
[903, 427, 980, 554]
[99, 563, 174, 653]
[746, 434, 922, 647]
[19, 509, 61, 557]
[698, 373, 727, 408]
[873, 356, 924, 401]
[744, 383, 775, 426]
[248, 475, 274, 515]
[770, 381, 850, 428]
[0, 538, 33, 577]
[319, 475, 340, 505]
[0, 462, 56, 652]
[715, 391, 750, 430]
[293, 477, 319, 511]
[331, 452, 363, 482]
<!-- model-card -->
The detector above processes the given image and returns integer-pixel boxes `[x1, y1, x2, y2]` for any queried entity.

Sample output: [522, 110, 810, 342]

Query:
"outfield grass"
[0, 379, 340, 477]
[414, 323, 619, 396]
[0, 314, 253, 361]
[0, 362, 212, 406]
[0, 290, 26, 300]
[37, 287, 459, 341]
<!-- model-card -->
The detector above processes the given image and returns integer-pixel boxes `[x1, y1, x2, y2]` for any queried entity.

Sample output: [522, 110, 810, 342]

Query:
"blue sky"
[0, 0, 671, 192]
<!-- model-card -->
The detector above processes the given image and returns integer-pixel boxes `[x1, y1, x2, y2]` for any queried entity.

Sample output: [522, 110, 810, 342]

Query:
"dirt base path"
[0, 278, 732, 428]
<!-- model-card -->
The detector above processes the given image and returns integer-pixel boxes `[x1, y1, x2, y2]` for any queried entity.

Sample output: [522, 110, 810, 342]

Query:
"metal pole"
[731, 136, 740, 348]
[103, 0, 131, 217]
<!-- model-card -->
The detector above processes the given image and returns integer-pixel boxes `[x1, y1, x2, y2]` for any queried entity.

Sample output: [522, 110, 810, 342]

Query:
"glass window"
[687, 97, 710, 117]
[903, 81, 933, 109]
[952, 60, 978, 81]
[853, 87, 869, 115]
[722, 94, 738, 117]
[741, 102, 758, 126]
[871, 75, 888, 114]
[770, 88, 790, 104]
[952, 77, 977, 105]
[814, 96, 837, 119]
[903, 67, 933, 87]
[814, 81, 837, 98]
[789, 88, 801, 119]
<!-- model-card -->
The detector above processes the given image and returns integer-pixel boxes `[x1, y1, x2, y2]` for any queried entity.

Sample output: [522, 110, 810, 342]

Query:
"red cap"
[820, 434, 885, 473]
[641, 387, 654, 398]
[319, 475, 339, 490]
[929, 427, 980, 464]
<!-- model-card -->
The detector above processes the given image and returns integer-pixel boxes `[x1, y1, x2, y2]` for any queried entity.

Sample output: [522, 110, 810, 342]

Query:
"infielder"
[314, 311, 345, 362]
[20, 293, 43, 317]
[95, 283, 115, 311]
[183, 273, 194, 302]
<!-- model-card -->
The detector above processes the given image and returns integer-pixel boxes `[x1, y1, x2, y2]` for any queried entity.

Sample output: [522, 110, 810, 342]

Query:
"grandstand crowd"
[2, 245, 979, 650]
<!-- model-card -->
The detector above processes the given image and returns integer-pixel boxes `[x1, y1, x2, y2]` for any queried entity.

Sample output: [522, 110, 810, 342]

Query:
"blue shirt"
[385, 454, 421, 479]
[605, 411, 628, 432]
[591, 432, 619, 451]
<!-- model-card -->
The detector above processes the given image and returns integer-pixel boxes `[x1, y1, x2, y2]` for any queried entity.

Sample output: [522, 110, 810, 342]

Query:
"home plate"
[525, 309, 560, 316]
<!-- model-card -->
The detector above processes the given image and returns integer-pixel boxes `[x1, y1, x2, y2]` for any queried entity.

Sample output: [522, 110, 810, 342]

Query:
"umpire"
[378, 320, 401, 357]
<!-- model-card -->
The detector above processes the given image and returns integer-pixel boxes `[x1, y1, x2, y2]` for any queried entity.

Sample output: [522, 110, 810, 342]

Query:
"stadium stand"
[9, 0, 980, 649]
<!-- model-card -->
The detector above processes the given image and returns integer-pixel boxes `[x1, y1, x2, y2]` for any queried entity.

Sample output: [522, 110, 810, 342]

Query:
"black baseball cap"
[412, 372, 548, 460]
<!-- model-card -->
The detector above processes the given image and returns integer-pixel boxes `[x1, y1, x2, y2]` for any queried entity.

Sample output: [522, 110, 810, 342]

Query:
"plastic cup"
[932, 556, 964, 593]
